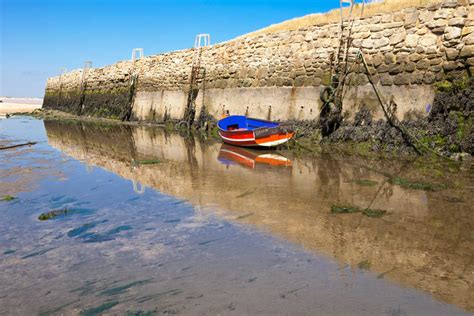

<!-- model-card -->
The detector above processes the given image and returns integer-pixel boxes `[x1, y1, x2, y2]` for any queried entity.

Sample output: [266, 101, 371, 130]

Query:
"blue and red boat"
[217, 116, 294, 148]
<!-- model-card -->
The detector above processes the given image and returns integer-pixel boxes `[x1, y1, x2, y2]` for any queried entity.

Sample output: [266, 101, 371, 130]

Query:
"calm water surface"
[0, 117, 472, 315]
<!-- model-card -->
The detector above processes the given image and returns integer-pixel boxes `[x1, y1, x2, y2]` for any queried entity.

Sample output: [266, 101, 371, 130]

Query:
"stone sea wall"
[43, 0, 474, 122]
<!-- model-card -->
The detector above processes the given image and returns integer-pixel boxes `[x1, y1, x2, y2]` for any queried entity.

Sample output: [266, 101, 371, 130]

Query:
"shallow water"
[0, 117, 473, 315]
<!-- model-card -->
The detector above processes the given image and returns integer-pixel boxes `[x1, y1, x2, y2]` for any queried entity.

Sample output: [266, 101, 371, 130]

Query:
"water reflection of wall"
[44, 119, 474, 311]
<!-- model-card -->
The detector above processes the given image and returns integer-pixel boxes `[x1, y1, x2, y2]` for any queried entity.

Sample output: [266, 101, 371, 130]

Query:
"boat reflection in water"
[43, 119, 474, 312]
[218, 144, 292, 170]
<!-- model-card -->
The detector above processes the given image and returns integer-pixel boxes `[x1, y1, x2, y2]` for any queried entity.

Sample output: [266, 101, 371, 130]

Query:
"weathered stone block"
[419, 10, 434, 23]
[416, 59, 430, 70]
[444, 26, 462, 40]
[449, 17, 465, 26]
[467, 57, 474, 66]
[393, 73, 411, 85]
[460, 45, 474, 57]
[379, 74, 393, 86]
[440, 0, 458, 8]
[405, 62, 416, 72]
[405, 34, 419, 47]
[409, 53, 422, 62]
[404, 11, 419, 27]
[445, 48, 460, 60]
[390, 32, 406, 45]
[419, 34, 438, 47]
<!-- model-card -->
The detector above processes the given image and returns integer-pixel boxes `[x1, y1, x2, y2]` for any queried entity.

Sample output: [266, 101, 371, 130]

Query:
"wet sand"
[0, 97, 42, 115]
[0, 117, 472, 315]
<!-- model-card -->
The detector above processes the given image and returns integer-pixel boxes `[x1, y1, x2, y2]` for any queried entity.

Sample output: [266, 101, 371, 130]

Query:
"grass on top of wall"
[238, 0, 448, 39]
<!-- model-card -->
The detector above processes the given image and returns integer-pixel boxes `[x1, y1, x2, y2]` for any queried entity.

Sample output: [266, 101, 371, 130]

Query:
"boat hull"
[217, 116, 294, 148]
[218, 130, 294, 147]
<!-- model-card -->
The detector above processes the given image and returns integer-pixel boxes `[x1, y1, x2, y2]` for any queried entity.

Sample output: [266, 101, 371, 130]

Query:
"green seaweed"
[361, 208, 387, 218]
[125, 311, 157, 316]
[236, 188, 255, 198]
[330, 205, 361, 214]
[136, 159, 161, 165]
[331, 205, 388, 218]
[38, 299, 80, 316]
[357, 260, 371, 270]
[351, 179, 378, 187]
[99, 279, 151, 296]
[1, 195, 16, 202]
[21, 247, 56, 259]
[80, 301, 118, 316]
[389, 177, 441, 191]
[38, 208, 69, 221]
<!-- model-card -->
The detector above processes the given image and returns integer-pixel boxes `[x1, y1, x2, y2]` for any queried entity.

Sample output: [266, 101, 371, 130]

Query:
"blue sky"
[1, 0, 342, 97]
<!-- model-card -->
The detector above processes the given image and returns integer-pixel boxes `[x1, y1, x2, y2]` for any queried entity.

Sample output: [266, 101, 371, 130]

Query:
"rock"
[373, 37, 390, 49]
[467, 57, 474, 66]
[423, 72, 436, 84]
[444, 26, 462, 40]
[445, 48, 459, 60]
[405, 34, 419, 47]
[384, 52, 396, 64]
[362, 39, 374, 49]
[404, 11, 419, 27]
[389, 64, 403, 75]
[419, 11, 434, 23]
[409, 53, 422, 62]
[442, 61, 462, 71]
[393, 73, 411, 85]
[448, 17, 465, 26]
[465, 33, 474, 45]
[405, 62, 416, 72]
[379, 74, 393, 86]
[370, 25, 383, 32]
[419, 35, 438, 47]
[454, 6, 468, 17]
[460, 45, 474, 58]
[434, 9, 451, 20]
[416, 59, 430, 70]
[451, 152, 472, 161]
[390, 32, 406, 45]
[371, 54, 384, 67]
[440, 0, 458, 8]
[377, 64, 390, 73]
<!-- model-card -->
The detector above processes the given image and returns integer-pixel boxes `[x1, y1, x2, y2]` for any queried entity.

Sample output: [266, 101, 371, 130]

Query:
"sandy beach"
[0, 97, 42, 115]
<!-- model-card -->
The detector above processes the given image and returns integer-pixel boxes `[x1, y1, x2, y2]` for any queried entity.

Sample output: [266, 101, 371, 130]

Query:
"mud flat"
[1, 117, 471, 315]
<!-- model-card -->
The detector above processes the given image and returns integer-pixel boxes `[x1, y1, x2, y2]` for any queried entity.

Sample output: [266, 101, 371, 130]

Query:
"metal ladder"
[334, 0, 366, 80]
[183, 34, 211, 128]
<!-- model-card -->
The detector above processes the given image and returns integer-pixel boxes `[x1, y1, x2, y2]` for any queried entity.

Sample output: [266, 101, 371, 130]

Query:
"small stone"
[419, 35, 438, 47]
[362, 39, 374, 49]
[419, 11, 434, 23]
[423, 72, 436, 84]
[440, 0, 458, 8]
[409, 53, 422, 62]
[416, 59, 430, 70]
[384, 52, 396, 64]
[445, 48, 459, 60]
[405, 62, 416, 72]
[449, 17, 465, 26]
[404, 11, 419, 26]
[390, 32, 406, 45]
[454, 6, 468, 18]
[405, 34, 419, 47]
[467, 57, 474, 66]
[444, 26, 462, 40]
[373, 38, 390, 49]
[460, 45, 474, 58]
[389, 64, 403, 75]
[393, 73, 411, 85]
[443, 61, 462, 70]
[379, 74, 393, 86]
